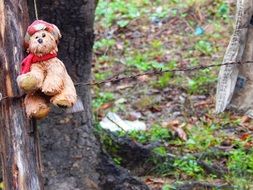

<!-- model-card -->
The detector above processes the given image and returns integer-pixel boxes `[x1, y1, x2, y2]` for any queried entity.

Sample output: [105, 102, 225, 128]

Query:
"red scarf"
[21, 53, 57, 74]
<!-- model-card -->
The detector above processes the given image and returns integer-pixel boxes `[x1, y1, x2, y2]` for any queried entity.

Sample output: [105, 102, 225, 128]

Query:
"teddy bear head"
[24, 20, 62, 55]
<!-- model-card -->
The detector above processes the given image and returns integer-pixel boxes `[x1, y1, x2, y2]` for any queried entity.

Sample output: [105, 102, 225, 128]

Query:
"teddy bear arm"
[17, 64, 45, 92]
[30, 64, 45, 88]
[42, 59, 65, 96]
[51, 75, 77, 107]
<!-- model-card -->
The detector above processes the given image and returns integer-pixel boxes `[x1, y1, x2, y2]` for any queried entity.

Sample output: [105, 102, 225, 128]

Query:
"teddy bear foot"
[25, 92, 50, 119]
[30, 106, 50, 119]
[17, 74, 38, 92]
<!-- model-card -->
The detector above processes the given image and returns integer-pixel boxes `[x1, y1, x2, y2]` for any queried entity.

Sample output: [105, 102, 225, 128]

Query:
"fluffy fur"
[17, 29, 77, 119]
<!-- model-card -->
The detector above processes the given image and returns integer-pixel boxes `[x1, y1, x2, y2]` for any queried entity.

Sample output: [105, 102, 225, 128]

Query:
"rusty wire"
[0, 60, 250, 101]
[74, 60, 248, 86]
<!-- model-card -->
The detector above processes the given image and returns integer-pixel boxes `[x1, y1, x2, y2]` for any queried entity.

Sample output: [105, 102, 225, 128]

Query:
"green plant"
[125, 53, 165, 71]
[217, 3, 229, 18]
[126, 125, 171, 144]
[154, 60, 177, 88]
[186, 68, 217, 94]
[194, 40, 213, 56]
[173, 155, 203, 177]
[96, 0, 143, 27]
[92, 92, 115, 110]
[185, 125, 221, 151]
[94, 38, 116, 51]
[153, 146, 167, 156]
[228, 149, 253, 176]
[162, 184, 176, 190]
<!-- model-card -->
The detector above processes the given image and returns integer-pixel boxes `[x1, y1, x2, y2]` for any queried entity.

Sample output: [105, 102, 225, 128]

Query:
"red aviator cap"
[24, 20, 61, 49]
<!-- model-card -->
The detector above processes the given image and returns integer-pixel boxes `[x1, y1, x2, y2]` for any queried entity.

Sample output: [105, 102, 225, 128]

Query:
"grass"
[92, 0, 253, 188]
[94, 0, 233, 93]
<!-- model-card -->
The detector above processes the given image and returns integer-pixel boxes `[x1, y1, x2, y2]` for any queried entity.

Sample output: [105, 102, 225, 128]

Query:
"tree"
[0, 0, 43, 189]
[26, 0, 149, 189]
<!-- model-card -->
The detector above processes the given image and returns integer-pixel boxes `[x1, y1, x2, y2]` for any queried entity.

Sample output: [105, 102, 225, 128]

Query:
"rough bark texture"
[0, 0, 43, 189]
[27, 0, 149, 189]
[216, 0, 253, 115]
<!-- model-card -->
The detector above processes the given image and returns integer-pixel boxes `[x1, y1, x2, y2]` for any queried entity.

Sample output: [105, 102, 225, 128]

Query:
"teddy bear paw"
[42, 81, 63, 96]
[17, 74, 39, 92]
[27, 106, 50, 119]
[51, 95, 76, 108]
[53, 99, 73, 108]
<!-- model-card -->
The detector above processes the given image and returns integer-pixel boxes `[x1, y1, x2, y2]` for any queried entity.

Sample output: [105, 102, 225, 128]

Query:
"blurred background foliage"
[93, 0, 253, 189]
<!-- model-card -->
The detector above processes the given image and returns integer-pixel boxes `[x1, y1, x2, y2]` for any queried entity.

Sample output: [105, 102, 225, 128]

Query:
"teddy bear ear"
[51, 24, 62, 41]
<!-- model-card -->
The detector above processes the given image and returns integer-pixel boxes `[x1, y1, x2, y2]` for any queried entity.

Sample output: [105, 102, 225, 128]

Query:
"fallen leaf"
[98, 102, 114, 111]
[145, 177, 164, 185]
[241, 116, 250, 124]
[172, 126, 187, 141]
[240, 133, 251, 141]
[163, 120, 187, 141]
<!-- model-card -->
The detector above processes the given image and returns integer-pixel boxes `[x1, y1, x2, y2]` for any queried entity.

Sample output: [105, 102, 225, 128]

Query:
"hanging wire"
[33, 0, 39, 20]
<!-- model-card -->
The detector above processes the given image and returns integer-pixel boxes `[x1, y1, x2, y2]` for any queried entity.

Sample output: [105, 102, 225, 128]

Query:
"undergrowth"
[93, 0, 253, 188]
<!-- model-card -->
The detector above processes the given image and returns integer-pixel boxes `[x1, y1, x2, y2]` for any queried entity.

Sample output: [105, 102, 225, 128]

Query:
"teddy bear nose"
[38, 38, 43, 44]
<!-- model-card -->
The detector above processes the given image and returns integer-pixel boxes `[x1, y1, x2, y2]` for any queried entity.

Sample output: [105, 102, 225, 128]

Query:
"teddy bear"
[17, 20, 77, 119]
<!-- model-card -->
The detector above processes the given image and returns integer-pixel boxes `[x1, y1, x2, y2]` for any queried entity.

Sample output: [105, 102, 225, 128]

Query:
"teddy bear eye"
[35, 36, 39, 39]
[42, 33, 46, 38]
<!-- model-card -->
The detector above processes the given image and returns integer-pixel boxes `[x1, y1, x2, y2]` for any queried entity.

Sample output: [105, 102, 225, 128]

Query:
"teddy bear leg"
[50, 75, 77, 108]
[42, 59, 65, 96]
[24, 92, 50, 119]
[17, 64, 45, 92]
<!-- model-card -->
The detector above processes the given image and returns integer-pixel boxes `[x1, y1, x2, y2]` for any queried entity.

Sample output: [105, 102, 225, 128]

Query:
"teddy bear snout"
[38, 38, 43, 44]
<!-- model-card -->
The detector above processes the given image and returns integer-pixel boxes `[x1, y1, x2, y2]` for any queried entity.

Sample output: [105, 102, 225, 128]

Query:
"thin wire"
[74, 60, 247, 86]
[0, 60, 249, 102]
[33, 0, 39, 20]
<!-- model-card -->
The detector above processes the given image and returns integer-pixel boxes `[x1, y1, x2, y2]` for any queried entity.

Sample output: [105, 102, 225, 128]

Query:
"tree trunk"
[26, 0, 149, 189]
[0, 0, 43, 190]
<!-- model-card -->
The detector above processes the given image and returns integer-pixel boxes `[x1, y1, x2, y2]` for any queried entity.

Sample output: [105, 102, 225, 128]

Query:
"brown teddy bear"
[17, 20, 77, 119]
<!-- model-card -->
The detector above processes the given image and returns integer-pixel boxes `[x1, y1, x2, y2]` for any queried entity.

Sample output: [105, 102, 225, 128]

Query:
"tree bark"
[0, 0, 43, 190]
[26, 0, 149, 189]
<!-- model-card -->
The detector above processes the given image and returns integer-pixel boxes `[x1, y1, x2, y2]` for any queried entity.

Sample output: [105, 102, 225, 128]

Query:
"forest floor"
[93, 0, 253, 189]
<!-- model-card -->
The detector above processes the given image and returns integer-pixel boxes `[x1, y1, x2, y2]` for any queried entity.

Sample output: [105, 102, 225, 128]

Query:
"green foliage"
[226, 149, 253, 189]
[173, 155, 203, 177]
[194, 40, 213, 56]
[94, 38, 116, 51]
[93, 0, 249, 188]
[125, 53, 164, 71]
[186, 125, 221, 151]
[150, 6, 169, 21]
[155, 60, 177, 88]
[92, 92, 115, 110]
[162, 184, 176, 190]
[228, 149, 253, 176]
[217, 3, 229, 18]
[186, 68, 217, 94]
[153, 146, 167, 156]
[96, 0, 144, 27]
[126, 124, 171, 144]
